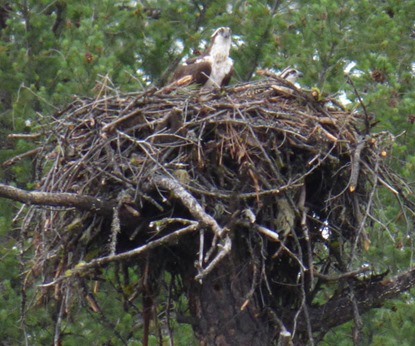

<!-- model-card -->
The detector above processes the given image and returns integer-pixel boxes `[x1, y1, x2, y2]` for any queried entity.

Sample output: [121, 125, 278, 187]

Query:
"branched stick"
[152, 175, 224, 237]
[40, 221, 199, 287]
[195, 235, 232, 283]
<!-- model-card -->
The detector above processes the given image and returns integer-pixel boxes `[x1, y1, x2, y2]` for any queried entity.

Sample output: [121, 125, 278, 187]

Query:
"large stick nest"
[23, 74, 398, 313]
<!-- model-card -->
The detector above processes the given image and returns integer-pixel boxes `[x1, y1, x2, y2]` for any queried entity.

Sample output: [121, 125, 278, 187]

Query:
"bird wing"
[220, 62, 234, 87]
[171, 58, 212, 86]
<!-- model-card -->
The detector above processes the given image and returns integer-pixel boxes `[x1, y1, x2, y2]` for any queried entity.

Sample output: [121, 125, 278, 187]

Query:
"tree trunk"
[181, 235, 274, 346]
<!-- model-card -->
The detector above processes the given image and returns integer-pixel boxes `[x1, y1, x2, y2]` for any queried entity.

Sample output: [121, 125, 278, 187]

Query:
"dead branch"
[152, 175, 225, 237]
[349, 136, 367, 192]
[102, 108, 143, 133]
[195, 235, 232, 282]
[41, 220, 199, 287]
[0, 183, 114, 213]
[313, 267, 371, 281]
[7, 133, 43, 140]
[295, 267, 415, 334]
[2, 147, 42, 167]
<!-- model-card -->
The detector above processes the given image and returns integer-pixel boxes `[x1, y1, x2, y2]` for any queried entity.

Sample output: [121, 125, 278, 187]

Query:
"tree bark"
[0, 183, 114, 213]
[178, 231, 415, 345]
[181, 235, 275, 346]
[292, 267, 415, 339]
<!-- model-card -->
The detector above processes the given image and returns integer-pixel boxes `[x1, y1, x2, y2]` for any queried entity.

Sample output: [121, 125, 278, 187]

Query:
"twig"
[349, 285, 363, 345]
[314, 266, 371, 281]
[349, 137, 367, 192]
[265, 308, 293, 346]
[102, 108, 142, 132]
[2, 147, 42, 167]
[40, 221, 199, 287]
[346, 75, 370, 135]
[7, 133, 43, 140]
[53, 297, 65, 346]
[109, 206, 120, 256]
[197, 228, 205, 272]
[251, 222, 308, 272]
[299, 185, 314, 285]
[195, 235, 232, 283]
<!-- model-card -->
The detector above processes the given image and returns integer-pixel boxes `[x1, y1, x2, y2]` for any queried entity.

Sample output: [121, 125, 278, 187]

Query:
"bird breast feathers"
[202, 56, 233, 88]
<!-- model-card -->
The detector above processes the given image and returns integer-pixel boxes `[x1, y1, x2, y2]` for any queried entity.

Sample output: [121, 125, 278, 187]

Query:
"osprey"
[278, 66, 303, 83]
[171, 27, 234, 89]
[268, 67, 303, 96]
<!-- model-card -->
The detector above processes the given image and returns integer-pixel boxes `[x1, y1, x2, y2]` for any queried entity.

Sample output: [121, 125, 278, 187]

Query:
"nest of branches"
[20, 73, 399, 322]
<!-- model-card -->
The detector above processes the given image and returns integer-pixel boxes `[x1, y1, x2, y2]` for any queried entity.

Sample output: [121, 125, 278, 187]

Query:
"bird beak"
[223, 28, 232, 38]
[222, 27, 231, 39]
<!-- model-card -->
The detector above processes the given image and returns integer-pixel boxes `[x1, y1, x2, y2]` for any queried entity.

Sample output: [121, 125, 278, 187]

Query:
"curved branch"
[294, 267, 415, 336]
[0, 183, 114, 213]
[152, 175, 224, 237]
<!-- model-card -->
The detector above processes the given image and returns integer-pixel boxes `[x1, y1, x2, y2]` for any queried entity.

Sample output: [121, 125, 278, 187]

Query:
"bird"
[267, 66, 304, 96]
[170, 27, 234, 89]
[278, 66, 303, 84]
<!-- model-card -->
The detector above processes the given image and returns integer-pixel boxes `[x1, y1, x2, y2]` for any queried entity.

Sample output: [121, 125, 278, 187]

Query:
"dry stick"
[265, 307, 293, 346]
[252, 223, 307, 272]
[361, 160, 399, 195]
[314, 266, 371, 281]
[40, 222, 199, 287]
[7, 133, 43, 140]
[195, 235, 232, 283]
[197, 228, 205, 272]
[2, 147, 42, 167]
[240, 236, 260, 311]
[299, 184, 314, 285]
[288, 224, 314, 346]
[101, 108, 142, 132]
[347, 75, 370, 135]
[0, 183, 114, 213]
[109, 205, 120, 256]
[187, 182, 303, 199]
[230, 97, 285, 185]
[349, 137, 367, 192]
[349, 285, 363, 344]
[53, 297, 65, 346]
[166, 277, 175, 346]
[152, 175, 224, 237]
[350, 157, 381, 267]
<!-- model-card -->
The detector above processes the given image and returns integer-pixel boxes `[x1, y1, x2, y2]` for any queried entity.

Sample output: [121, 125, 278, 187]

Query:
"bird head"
[211, 27, 232, 40]
[279, 67, 304, 84]
[208, 27, 232, 60]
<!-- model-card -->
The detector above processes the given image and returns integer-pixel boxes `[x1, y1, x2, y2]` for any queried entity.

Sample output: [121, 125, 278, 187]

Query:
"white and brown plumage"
[171, 27, 234, 89]
[278, 66, 303, 84]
